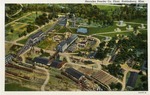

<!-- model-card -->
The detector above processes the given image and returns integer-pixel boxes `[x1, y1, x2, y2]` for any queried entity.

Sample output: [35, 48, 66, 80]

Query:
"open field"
[5, 83, 34, 91]
[5, 22, 37, 41]
[37, 37, 58, 50]
[5, 23, 27, 41]
[41, 21, 55, 32]
[5, 12, 44, 41]
[17, 38, 28, 44]
[100, 31, 133, 37]
[17, 12, 42, 25]
[5, 43, 13, 55]
[5, 63, 48, 91]
[47, 67, 78, 91]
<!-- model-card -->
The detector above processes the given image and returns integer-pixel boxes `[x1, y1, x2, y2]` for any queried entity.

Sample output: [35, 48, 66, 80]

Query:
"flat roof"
[77, 28, 88, 33]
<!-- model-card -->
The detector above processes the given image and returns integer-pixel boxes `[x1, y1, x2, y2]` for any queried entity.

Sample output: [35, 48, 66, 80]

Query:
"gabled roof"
[126, 72, 138, 87]
[58, 40, 66, 47]
[65, 68, 84, 79]
[30, 31, 44, 39]
[66, 34, 78, 44]
[50, 60, 62, 68]
[33, 57, 49, 65]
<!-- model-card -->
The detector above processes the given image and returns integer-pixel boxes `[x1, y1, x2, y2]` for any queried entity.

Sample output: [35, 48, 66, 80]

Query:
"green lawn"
[41, 22, 54, 32]
[57, 27, 67, 33]
[93, 35, 105, 41]
[5, 43, 13, 55]
[87, 23, 120, 35]
[58, 27, 77, 33]
[5, 83, 34, 91]
[5, 23, 27, 41]
[17, 38, 28, 44]
[134, 75, 143, 88]
[36, 37, 57, 50]
[100, 31, 133, 37]
[48, 68, 78, 91]
[17, 12, 42, 25]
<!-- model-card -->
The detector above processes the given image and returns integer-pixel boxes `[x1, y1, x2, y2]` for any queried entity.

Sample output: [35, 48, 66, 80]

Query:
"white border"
[1, 0, 149, 95]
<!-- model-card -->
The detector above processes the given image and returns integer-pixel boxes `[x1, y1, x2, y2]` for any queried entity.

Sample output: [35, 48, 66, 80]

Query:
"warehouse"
[57, 34, 78, 52]
[126, 72, 138, 88]
[33, 57, 49, 65]
[29, 30, 45, 45]
[65, 68, 84, 80]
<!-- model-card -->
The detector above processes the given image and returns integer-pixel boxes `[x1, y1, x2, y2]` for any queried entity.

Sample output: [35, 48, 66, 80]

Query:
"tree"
[48, 14, 53, 20]
[40, 49, 44, 54]
[10, 29, 14, 33]
[140, 76, 147, 82]
[88, 18, 91, 25]
[116, 83, 122, 90]
[109, 82, 122, 91]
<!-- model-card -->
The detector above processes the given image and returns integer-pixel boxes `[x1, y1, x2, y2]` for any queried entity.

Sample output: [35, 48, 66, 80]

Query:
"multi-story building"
[29, 30, 45, 45]
[57, 34, 78, 52]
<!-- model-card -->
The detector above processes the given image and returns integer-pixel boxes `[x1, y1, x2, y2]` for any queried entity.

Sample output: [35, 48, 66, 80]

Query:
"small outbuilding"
[77, 28, 88, 34]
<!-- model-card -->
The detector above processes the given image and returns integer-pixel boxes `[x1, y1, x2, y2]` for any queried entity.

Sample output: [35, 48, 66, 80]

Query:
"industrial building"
[29, 30, 45, 45]
[5, 54, 14, 64]
[33, 57, 49, 65]
[65, 68, 84, 80]
[33, 57, 65, 68]
[57, 34, 78, 52]
[126, 72, 138, 88]
[58, 17, 67, 26]
[50, 60, 65, 68]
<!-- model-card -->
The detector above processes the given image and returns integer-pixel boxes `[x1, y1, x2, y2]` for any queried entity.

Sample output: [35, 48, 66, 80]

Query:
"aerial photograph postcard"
[5, 4, 147, 91]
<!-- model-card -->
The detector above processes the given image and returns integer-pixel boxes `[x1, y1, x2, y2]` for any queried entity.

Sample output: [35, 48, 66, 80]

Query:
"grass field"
[5, 12, 43, 41]
[17, 12, 42, 25]
[134, 75, 143, 88]
[5, 83, 34, 91]
[41, 21, 55, 32]
[5, 43, 13, 55]
[47, 68, 78, 91]
[5, 22, 27, 41]
[37, 37, 58, 50]
[17, 38, 28, 44]
[100, 31, 133, 37]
